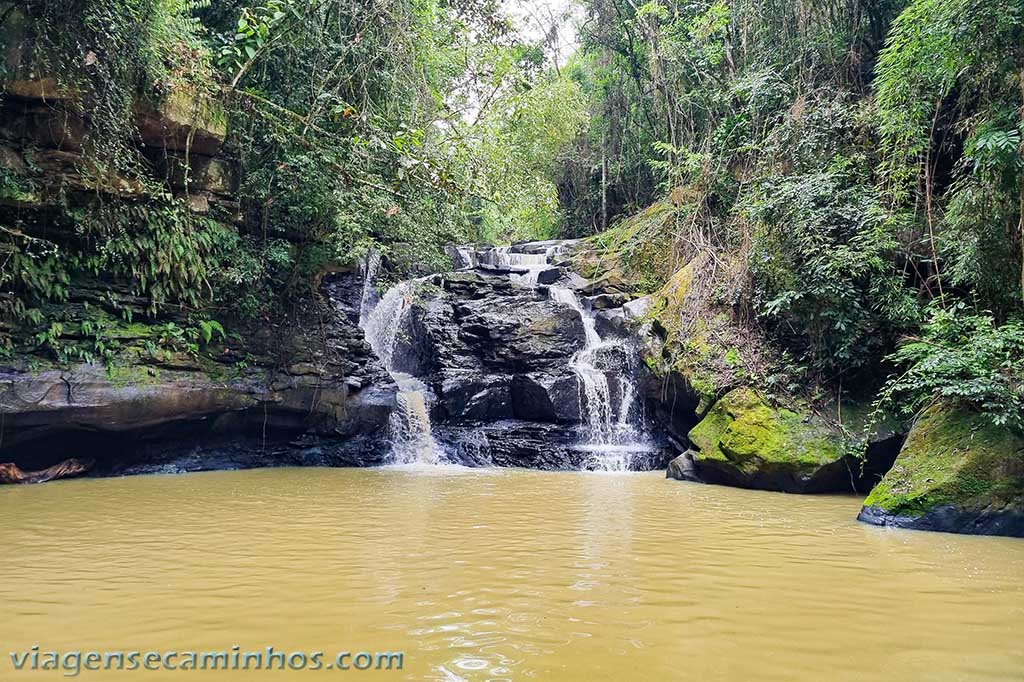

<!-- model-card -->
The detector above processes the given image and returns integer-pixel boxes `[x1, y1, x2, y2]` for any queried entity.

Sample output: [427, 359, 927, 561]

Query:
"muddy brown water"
[1, 466, 1021, 680]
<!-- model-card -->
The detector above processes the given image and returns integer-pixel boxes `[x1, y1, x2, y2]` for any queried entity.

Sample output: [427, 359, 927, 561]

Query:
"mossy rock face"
[675, 387, 853, 493]
[640, 256, 784, 420]
[136, 87, 228, 156]
[858, 405, 1024, 537]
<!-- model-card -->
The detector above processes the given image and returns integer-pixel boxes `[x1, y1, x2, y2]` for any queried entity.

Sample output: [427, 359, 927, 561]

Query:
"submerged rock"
[670, 387, 854, 493]
[0, 458, 92, 484]
[858, 405, 1024, 537]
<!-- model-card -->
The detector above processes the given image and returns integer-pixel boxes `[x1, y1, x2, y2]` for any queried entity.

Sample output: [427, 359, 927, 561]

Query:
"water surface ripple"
[1, 467, 1022, 681]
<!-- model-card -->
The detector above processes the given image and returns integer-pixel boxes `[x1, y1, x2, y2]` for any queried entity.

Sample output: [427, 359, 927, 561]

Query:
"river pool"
[1, 466, 1022, 681]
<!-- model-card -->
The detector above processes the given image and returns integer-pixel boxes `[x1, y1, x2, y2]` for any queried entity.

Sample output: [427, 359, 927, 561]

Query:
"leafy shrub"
[875, 303, 1024, 431]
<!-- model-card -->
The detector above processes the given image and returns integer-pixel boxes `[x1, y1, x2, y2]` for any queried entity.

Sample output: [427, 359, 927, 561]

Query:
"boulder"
[674, 387, 854, 493]
[595, 308, 627, 334]
[533, 267, 563, 285]
[858, 405, 1024, 537]
[622, 296, 652, 322]
[418, 271, 585, 375]
[589, 293, 630, 310]
[637, 256, 785, 446]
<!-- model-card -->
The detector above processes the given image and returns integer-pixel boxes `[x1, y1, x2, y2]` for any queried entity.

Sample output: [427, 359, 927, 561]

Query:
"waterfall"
[489, 245, 560, 286]
[358, 250, 382, 326]
[388, 374, 441, 465]
[549, 286, 649, 472]
[454, 246, 477, 270]
[360, 279, 444, 465]
[357, 242, 648, 471]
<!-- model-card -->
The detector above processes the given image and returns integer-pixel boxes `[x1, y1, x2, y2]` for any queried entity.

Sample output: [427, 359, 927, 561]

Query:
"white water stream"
[548, 287, 649, 471]
[360, 280, 444, 465]
[489, 246, 651, 471]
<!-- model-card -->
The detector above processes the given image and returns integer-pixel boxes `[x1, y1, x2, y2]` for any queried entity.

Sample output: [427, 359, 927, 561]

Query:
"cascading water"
[487, 245, 558, 286]
[548, 286, 650, 472]
[358, 250, 382, 326]
[360, 278, 443, 465]
[359, 242, 650, 471]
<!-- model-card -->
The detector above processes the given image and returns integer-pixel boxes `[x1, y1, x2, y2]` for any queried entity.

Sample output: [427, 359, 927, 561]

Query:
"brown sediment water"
[1, 466, 1021, 681]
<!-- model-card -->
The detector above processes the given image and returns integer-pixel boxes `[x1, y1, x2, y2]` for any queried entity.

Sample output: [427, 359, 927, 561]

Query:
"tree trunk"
[601, 126, 608, 232]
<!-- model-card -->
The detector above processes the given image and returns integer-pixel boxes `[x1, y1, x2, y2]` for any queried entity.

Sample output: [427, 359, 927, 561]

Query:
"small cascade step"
[360, 279, 446, 465]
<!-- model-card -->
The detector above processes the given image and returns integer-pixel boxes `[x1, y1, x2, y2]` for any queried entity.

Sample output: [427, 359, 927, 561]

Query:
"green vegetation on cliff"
[2, 0, 1022, 444]
[0, 0, 586, 364]
[559, 0, 1023, 435]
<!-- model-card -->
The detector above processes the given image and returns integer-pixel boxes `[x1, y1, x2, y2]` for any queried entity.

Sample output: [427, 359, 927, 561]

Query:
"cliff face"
[0, 273, 398, 477]
[0, 25, 398, 477]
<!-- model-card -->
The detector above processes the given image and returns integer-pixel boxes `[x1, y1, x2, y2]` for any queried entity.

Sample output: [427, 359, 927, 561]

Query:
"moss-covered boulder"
[667, 386, 855, 493]
[858, 405, 1024, 537]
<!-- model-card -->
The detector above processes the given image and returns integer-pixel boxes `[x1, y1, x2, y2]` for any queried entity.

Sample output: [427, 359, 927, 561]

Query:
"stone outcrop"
[397, 270, 587, 468]
[381, 252, 673, 470]
[1, 6, 233, 209]
[858, 405, 1024, 537]
[0, 31, 403, 480]
[0, 271, 397, 479]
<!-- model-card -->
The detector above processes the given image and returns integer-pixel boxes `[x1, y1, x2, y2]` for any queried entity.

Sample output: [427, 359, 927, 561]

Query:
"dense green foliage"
[877, 304, 1024, 430]
[2, 0, 1022, 429]
[552, 0, 1022, 426]
[0, 0, 582, 355]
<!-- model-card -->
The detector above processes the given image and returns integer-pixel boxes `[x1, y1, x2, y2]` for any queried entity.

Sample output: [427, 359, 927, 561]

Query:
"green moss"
[576, 200, 681, 293]
[689, 387, 846, 472]
[157, 87, 228, 140]
[863, 404, 1024, 516]
[105, 362, 161, 388]
[642, 263, 745, 412]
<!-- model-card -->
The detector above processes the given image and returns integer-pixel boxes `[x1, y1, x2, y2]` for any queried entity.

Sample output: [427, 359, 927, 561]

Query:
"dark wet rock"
[595, 308, 627, 335]
[434, 421, 585, 469]
[1, 272, 397, 478]
[858, 405, 1024, 537]
[434, 421, 670, 471]
[512, 239, 581, 254]
[416, 272, 586, 376]
[435, 370, 514, 421]
[388, 268, 672, 469]
[405, 271, 586, 435]
[589, 293, 629, 310]
[534, 267, 563, 285]
[666, 452, 701, 482]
